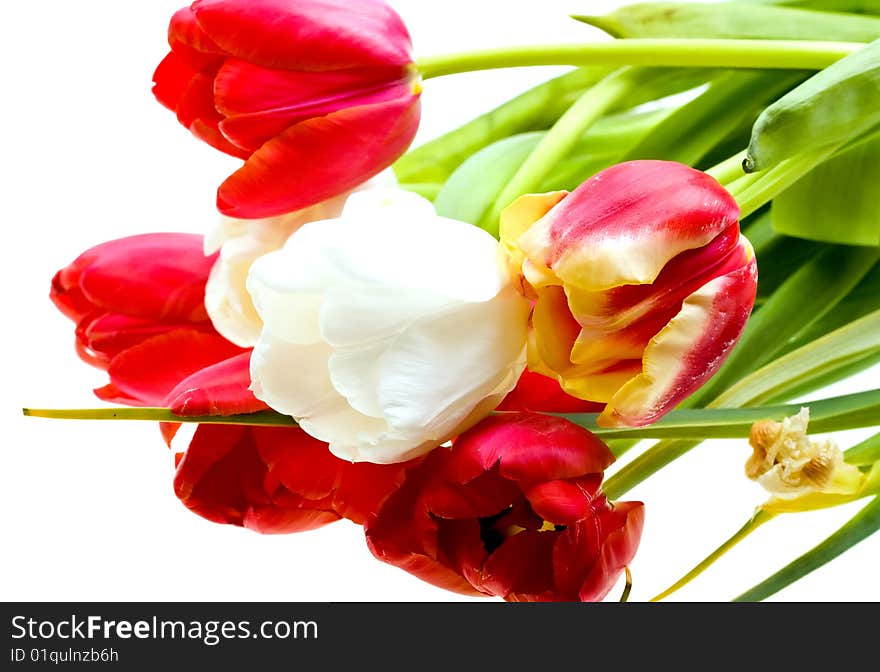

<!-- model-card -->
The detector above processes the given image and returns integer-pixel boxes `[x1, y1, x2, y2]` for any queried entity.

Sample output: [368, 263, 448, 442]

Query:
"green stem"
[415, 39, 864, 80]
[705, 149, 748, 186]
[733, 144, 840, 218]
[22, 407, 298, 427]
[734, 496, 880, 602]
[651, 510, 776, 601]
[480, 67, 641, 235]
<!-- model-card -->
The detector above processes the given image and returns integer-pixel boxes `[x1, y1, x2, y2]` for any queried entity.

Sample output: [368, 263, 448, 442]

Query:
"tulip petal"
[448, 413, 615, 483]
[478, 530, 557, 600]
[107, 329, 246, 406]
[497, 369, 603, 413]
[174, 424, 341, 534]
[517, 160, 740, 291]
[567, 501, 645, 602]
[167, 352, 269, 416]
[191, 0, 413, 71]
[217, 93, 420, 218]
[522, 475, 605, 526]
[167, 5, 226, 68]
[376, 289, 529, 438]
[599, 254, 758, 427]
[57, 234, 216, 322]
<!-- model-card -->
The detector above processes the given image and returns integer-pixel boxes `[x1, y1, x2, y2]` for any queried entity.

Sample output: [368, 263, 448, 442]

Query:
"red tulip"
[49, 233, 264, 412]
[501, 160, 758, 428]
[153, 0, 421, 218]
[174, 423, 416, 532]
[365, 412, 644, 601]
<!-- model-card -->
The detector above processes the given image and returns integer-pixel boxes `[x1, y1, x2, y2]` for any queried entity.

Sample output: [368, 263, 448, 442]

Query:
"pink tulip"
[502, 160, 758, 428]
[365, 412, 644, 601]
[153, 0, 421, 218]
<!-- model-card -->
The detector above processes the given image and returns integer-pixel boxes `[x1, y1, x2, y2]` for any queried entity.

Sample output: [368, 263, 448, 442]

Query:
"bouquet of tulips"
[24, 0, 880, 602]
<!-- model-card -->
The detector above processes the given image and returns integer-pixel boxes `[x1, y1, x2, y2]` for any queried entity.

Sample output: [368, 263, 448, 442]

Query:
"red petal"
[423, 469, 522, 520]
[216, 92, 420, 218]
[160, 422, 182, 447]
[600, 253, 758, 427]
[448, 413, 615, 483]
[174, 424, 341, 534]
[167, 5, 227, 69]
[333, 459, 416, 525]
[522, 475, 604, 526]
[365, 475, 485, 597]
[152, 51, 199, 114]
[175, 70, 251, 158]
[523, 160, 740, 290]
[167, 351, 268, 415]
[191, 0, 413, 71]
[58, 234, 215, 323]
[106, 329, 246, 406]
[216, 62, 413, 152]
[478, 530, 557, 600]
[79, 313, 212, 364]
[574, 501, 645, 602]
[496, 369, 603, 413]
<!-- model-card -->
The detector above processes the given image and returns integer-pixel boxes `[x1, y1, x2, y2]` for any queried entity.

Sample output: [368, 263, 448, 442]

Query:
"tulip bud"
[49, 233, 248, 406]
[246, 189, 531, 464]
[152, 0, 421, 218]
[501, 160, 758, 428]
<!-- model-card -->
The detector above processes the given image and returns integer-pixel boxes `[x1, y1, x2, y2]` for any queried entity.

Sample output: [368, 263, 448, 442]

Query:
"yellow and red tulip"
[502, 160, 758, 428]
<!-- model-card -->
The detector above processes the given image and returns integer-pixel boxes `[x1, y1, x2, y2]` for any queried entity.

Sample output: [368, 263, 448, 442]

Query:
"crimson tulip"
[153, 0, 421, 218]
[49, 233, 264, 412]
[501, 160, 758, 428]
[365, 412, 644, 601]
[174, 423, 416, 533]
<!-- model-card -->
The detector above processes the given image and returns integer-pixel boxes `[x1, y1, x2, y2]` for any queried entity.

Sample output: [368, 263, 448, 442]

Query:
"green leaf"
[393, 67, 610, 185]
[772, 129, 880, 245]
[622, 69, 807, 166]
[435, 107, 666, 230]
[734, 495, 880, 601]
[393, 66, 712, 186]
[559, 387, 880, 440]
[845, 431, 880, 465]
[434, 133, 542, 226]
[742, 0, 880, 13]
[574, 2, 880, 40]
[745, 38, 880, 172]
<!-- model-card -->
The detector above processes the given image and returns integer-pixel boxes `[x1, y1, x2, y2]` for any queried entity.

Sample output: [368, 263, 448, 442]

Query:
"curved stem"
[651, 509, 776, 601]
[480, 67, 641, 235]
[416, 39, 864, 80]
[705, 149, 748, 187]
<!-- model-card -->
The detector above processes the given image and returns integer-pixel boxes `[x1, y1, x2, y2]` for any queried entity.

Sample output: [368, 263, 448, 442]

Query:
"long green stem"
[651, 510, 776, 601]
[480, 67, 641, 235]
[416, 39, 864, 80]
[22, 407, 298, 427]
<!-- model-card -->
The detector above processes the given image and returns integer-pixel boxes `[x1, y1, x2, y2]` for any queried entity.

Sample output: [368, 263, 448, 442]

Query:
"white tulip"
[204, 171, 396, 347]
[246, 189, 530, 464]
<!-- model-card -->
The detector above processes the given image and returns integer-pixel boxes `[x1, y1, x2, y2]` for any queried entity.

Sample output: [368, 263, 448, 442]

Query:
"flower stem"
[416, 39, 864, 80]
[22, 407, 298, 427]
[650, 509, 776, 601]
[705, 149, 748, 187]
[480, 67, 642, 235]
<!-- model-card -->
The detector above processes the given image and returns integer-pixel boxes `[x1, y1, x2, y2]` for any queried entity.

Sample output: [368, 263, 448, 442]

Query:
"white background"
[2, 0, 878, 602]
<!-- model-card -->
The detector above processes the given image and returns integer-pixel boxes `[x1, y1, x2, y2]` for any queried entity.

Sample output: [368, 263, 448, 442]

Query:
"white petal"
[378, 286, 530, 438]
